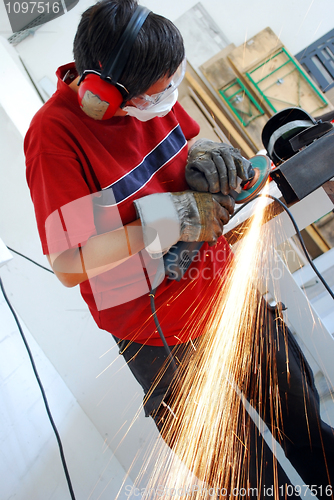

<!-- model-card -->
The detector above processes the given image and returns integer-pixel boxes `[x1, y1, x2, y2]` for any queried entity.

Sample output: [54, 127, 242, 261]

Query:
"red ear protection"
[77, 74, 123, 120]
[77, 6, 150, 120]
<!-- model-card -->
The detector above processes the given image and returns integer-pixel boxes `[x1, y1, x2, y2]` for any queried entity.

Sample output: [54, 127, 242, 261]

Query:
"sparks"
[131, 184, 287, 498]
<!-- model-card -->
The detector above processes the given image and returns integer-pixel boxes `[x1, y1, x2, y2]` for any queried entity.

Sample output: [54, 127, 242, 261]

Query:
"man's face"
[129, 58, 186, 111]
[126, 74, 174, 109]
[114, 75, 174, 117]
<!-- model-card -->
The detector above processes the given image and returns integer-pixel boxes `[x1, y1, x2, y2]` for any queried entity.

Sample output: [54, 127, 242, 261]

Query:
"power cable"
[0, 276, 75, 500]
[149, 287, 178, 373]
[7, 247, 54, 274]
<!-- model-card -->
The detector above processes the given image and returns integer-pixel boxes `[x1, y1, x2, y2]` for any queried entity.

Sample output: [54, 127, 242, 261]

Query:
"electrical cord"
[5, 245, 177, 388]
[0, 275, 75, 499]
[149, 288, 178, 373]
[6, 247, 54, 274]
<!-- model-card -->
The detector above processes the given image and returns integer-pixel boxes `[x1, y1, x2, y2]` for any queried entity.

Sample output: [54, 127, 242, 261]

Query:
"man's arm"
[47, 219, 144, 288]
[47, 188, 234, 288]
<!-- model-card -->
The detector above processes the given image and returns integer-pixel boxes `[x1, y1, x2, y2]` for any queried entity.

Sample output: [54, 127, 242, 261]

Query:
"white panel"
[174, 3, 229, 69]
[263, 249, 334, 389]
[293, 247, 334, 287]
[0, 37, 42, 137]
[0, 239, 13, 268]
[225, 184, 333, 239]
[265, 188, 334, 247]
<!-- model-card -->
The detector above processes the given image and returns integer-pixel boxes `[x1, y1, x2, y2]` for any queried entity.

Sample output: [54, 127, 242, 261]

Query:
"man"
[25, 0, 240, 413]
[25, 0, 333, 495]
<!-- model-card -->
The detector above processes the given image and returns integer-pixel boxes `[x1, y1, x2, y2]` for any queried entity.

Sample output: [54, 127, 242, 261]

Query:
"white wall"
[0, 0, 332, 93]
[144, 0, 334, 56]
[0, 0, 333, 96]
[0, 97, 160, 496]
[0, 281, 133, 500]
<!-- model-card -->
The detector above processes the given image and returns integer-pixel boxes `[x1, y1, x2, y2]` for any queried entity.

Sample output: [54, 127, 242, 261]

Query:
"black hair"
[73, 0, 185, 101]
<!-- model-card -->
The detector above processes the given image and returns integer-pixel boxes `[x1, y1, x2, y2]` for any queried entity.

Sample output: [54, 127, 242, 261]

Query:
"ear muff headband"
[102, 5, 150, 82]
[77, 5, 151, 120]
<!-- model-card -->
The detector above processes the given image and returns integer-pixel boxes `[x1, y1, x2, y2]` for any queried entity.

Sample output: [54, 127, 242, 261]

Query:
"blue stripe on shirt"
[100, 125, 186, 206]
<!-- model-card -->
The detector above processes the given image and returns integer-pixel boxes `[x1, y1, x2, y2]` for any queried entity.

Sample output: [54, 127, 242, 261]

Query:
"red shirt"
[25, 63, 233, 345]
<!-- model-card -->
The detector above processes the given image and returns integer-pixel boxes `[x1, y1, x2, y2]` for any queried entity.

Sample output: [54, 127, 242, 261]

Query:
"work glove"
[134, 191, 234, 257]
[185, 139, 254, 195]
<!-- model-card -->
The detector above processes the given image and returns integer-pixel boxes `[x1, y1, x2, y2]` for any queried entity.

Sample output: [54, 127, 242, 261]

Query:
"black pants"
[113, 300, 334, 496]
[242, 300, 334, 496]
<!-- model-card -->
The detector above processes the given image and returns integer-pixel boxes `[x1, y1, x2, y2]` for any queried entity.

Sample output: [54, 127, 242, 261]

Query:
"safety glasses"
[130, 58, 186, 110]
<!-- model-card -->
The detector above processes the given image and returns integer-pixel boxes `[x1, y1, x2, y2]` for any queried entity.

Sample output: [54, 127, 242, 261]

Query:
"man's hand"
[134, 191, 235, 257]
[207, 192, 235, 246]
[171, 191, 234, 245]
[185, 139, 253, 195]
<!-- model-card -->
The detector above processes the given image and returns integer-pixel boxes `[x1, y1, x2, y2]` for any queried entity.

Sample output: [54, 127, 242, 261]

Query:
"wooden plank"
[187, 88, 231, 144]
[323, 180, 334, 204]
[304, 224, 331, 254]
[249, 49, 330, 115]
[219, 79, 269, 148]
[179, 95, 221, 142]
[326, 87, 334, 107]
[199, 48, 269, 149]
[188, 62, 259, 153]
[228, 55, 274, 117]
[199, 44, 236, 89]
[185, 71, 255, 158]
[228, 27, 283, 75]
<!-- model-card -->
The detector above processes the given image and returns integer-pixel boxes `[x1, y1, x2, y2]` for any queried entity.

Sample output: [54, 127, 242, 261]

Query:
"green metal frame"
[245, 48, 328, 114]
[219, 78, 265, 127]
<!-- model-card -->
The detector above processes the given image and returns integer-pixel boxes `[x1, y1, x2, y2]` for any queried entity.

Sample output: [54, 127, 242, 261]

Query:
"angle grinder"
[164, 155, 271, 280]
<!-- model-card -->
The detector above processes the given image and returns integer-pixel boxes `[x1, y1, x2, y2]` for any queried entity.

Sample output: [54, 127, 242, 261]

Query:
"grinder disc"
[235, 155, 271, 204]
